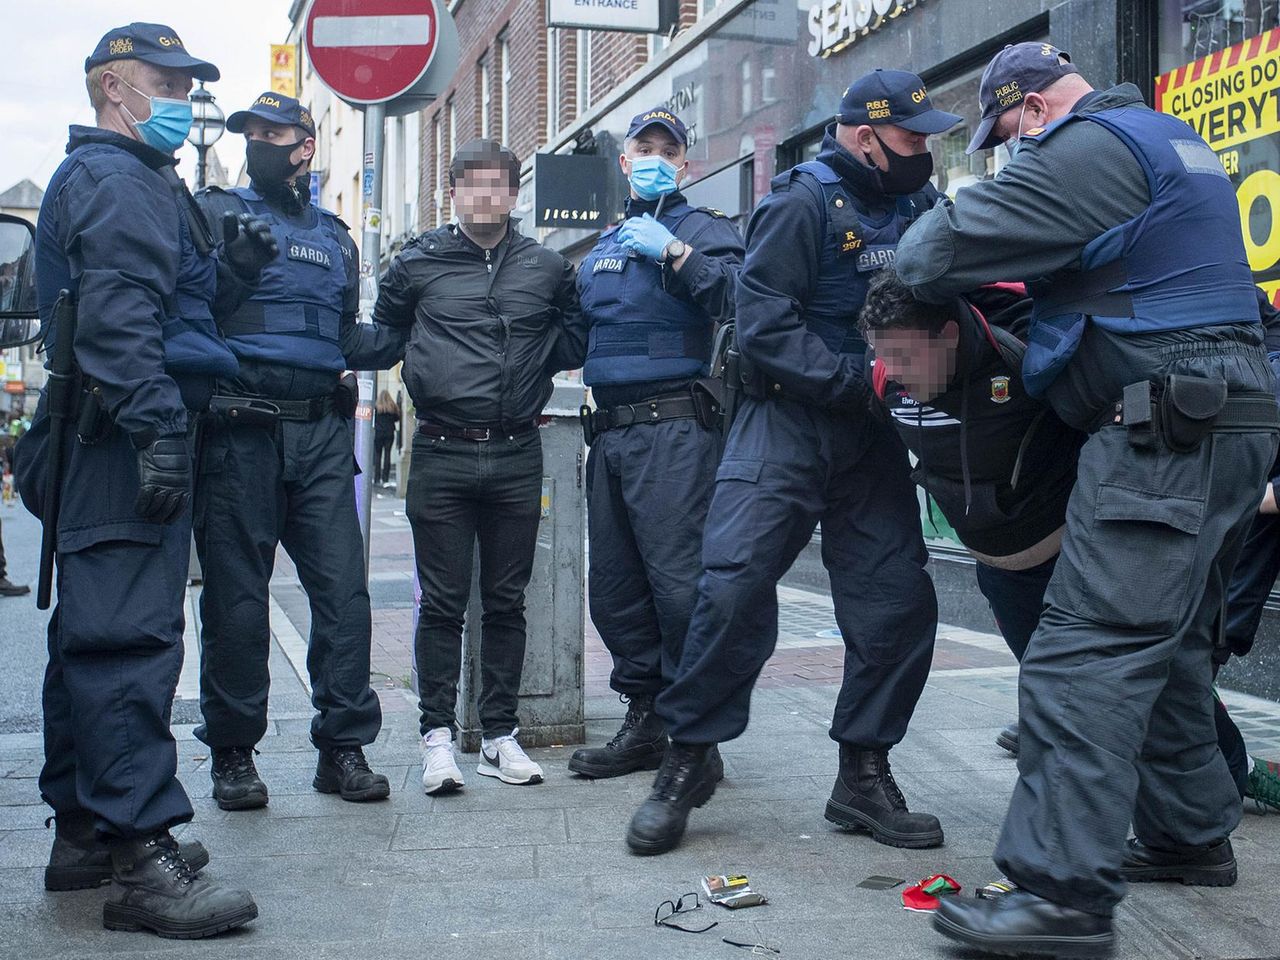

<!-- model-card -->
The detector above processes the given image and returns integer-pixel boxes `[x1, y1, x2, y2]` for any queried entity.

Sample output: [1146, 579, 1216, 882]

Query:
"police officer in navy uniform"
[895, 44, 1280, 956]
[625, 71, 957, 855]
[15, 24, 265, 937]
[193, 93, 389, 808]
[568, 109, 744, 780]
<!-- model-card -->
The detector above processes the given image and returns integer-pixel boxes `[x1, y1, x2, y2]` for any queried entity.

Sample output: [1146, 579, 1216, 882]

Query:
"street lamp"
[187, 82, 225, 191]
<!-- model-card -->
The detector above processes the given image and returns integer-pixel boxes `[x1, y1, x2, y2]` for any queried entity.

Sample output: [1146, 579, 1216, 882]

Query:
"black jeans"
[406, 429, 543, 738]
[374, 433, 395, 484]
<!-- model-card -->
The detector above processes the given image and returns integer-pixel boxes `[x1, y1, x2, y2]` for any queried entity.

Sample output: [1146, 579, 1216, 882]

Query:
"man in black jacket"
[861, 275, 1081, 754]
[348, 140, 586, 794]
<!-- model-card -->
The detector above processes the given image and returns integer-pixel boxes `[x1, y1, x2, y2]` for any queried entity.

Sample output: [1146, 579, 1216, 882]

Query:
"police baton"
[36, 290, 77, 610]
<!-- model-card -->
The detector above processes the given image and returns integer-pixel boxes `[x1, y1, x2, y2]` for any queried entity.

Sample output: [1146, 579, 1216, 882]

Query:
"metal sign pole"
[354, 102, 386, 577]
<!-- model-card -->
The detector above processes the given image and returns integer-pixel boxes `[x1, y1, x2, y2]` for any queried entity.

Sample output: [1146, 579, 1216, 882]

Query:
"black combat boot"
[933, 890, 1114, 958]
[1121, 837, 1237, 886]
[625, 741, 722, 855]
[313, 746, 391, 802]
[824, 744, 944, 848]
[996, 723, 1019, 757]
[210, 746, 269, 811]
[568, 694, 668, 778]
[44, 811, 209, 891]
[103, 833, 257, 939]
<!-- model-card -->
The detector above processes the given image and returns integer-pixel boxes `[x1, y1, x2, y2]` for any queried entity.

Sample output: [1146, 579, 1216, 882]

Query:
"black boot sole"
[567, 751, 665, 779]
[996, 729, 1019, 757]
[626, 776, 719, 856]
[103, 901, 258, 939]
[45, 847, 212, 892]
[1121, 860, 1237, 886]
[824, 798, 944, 849]
[313, 774, 391, 802]
[213, 788, 268, 812]
[932, 911, 1114, 958]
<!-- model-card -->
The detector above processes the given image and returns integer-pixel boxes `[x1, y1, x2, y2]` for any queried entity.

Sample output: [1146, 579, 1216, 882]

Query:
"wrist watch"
[661, 238, 687, 263]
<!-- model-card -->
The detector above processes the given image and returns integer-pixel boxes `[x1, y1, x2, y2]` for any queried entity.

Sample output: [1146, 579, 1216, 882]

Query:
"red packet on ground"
[901, 874, 961, 912]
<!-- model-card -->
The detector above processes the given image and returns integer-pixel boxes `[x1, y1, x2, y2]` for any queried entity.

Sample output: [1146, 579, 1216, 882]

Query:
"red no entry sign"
[304, 0, 440, 105]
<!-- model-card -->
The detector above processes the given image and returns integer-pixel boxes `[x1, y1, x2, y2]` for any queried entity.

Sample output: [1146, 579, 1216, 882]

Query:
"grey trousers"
[995, 419, 1277, 915]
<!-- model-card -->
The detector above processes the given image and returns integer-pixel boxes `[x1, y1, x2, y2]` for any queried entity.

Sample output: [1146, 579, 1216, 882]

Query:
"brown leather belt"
[416, 420, 537, 441]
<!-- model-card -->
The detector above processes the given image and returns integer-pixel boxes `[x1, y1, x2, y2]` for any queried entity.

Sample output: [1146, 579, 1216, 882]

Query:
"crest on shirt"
[990, 376, 1011, 404]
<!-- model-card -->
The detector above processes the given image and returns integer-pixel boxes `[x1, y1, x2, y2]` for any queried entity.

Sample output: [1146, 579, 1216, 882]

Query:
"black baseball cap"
[836, 69, 961, 134]
[85, 23, 219, 82]
[227, 92, 316, 138]
[625, 108, 688, 147]
[967, 42, 1079, 153]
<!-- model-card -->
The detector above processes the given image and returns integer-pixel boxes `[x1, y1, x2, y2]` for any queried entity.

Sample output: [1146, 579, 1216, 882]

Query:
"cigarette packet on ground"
[702, 874, 769, 909]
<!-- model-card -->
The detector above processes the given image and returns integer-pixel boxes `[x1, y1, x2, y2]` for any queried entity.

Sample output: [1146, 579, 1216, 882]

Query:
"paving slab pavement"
[2, 497, 1280, 959]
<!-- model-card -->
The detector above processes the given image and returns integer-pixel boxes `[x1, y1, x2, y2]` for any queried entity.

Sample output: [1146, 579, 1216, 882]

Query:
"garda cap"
[227, 92, 317, 138]
[625, 108, 688, 147]
[836, 69, 962, 134]
[85, 23, 220, 82]
[967, 42, 1079, 153]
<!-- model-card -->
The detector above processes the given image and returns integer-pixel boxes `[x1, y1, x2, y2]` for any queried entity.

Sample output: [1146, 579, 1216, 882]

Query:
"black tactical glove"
[134, 435, 192, 524]
[222, 213, 279, 279]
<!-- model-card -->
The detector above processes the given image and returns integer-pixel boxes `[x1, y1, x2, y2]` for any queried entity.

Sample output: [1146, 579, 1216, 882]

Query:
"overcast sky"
[0, 1, 294, 194]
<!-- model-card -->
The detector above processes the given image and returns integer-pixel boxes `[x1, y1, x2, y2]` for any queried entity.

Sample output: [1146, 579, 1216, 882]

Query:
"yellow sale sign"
[1155, 28, 1280, 306]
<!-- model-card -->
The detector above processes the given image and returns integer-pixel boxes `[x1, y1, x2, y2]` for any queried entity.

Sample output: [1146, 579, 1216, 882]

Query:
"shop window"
[1161, 0, 1280, 70]
[499, 33, 511, 146]
[547, 29, 560, 139]
[479, 56, 492, 139]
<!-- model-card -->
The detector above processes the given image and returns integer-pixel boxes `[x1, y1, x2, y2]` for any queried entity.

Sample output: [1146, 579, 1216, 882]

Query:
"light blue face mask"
[628, 155, 682, 200]
[120, 77, 193, 155]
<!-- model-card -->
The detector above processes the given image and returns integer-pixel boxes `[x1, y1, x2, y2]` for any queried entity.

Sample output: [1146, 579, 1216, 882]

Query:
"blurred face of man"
[451, 164, 517, 227]
[867, 321, 960, 401]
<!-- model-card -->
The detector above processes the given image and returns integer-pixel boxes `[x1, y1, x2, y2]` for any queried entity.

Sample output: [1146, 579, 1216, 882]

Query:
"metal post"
[195, 146, 208, 192]
[353, 103, 385, 577]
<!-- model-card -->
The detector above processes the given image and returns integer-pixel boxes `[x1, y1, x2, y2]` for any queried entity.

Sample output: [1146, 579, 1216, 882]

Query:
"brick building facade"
[418, 0, 705, 231]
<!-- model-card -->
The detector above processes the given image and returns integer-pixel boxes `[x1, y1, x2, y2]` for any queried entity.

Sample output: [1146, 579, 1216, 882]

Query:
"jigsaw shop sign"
[808, 0, 924, 59]
[1156, 27, 1280, 306]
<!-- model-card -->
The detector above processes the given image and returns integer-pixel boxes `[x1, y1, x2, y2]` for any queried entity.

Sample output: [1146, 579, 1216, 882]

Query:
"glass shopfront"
[533, 0, 1062, 253]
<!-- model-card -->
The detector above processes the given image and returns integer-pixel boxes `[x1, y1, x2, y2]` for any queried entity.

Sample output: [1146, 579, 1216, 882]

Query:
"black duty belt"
[585, 393, 699, 436]
[416, 420, 538, 441]
[1097, 377, 1280, 453]
[209, 394, 333, 427]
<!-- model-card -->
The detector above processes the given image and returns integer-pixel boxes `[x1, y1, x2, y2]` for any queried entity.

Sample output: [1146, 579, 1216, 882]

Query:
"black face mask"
[246, 138, 306, 187]
[865, 130, 935, 196]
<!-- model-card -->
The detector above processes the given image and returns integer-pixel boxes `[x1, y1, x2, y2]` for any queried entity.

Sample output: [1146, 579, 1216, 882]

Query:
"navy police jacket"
[577, 191, 743, 391]
[197, 182, 359, 376]
[1021, 103, 1259, 396]
[871, 286, 1083, 558]
[736, 127, 939, 407]
[34, 125, 237, 441]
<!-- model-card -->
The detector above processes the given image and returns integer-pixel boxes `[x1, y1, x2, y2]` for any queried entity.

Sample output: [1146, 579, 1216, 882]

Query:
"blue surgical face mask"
[627, 155, 682, 200]
[119, 77, 193, 155]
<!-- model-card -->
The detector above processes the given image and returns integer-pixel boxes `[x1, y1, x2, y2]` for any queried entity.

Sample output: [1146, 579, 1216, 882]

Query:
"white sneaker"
[477, 728, 544, 785]
[420, 727, 464, 795]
